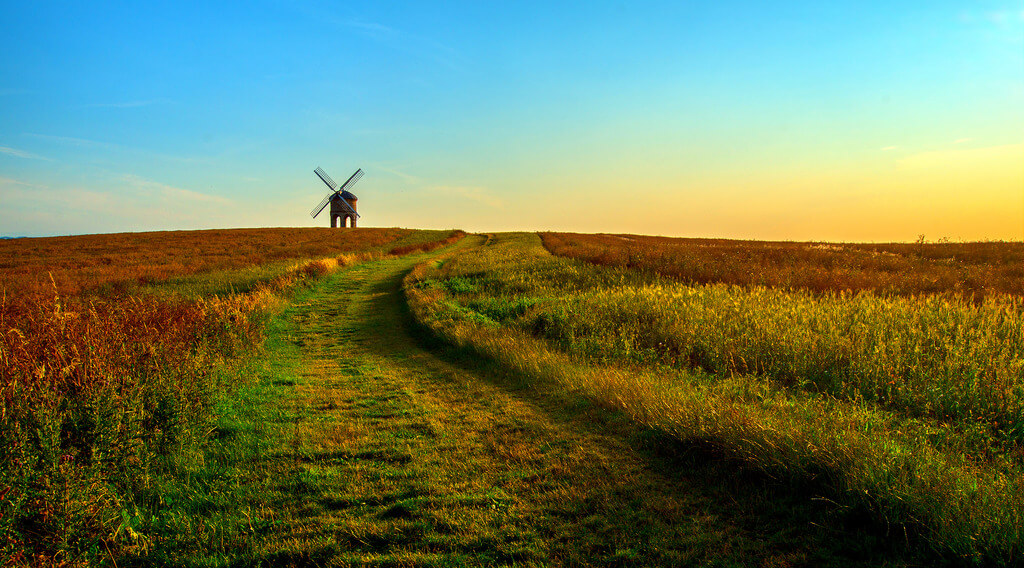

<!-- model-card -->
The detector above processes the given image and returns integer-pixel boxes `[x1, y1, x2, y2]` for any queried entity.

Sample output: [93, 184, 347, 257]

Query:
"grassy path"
[243, 240, 916, 567]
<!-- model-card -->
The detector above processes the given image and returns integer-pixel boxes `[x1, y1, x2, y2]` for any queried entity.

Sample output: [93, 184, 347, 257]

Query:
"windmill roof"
[334, 190, 358, 200]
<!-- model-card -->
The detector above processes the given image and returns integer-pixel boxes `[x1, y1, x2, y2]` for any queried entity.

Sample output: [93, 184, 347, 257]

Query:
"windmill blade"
[314, 167, 338, 191]
[338, 168, 364, 192]
[310, 192, 334, 218]
[336, 195, 360, 218]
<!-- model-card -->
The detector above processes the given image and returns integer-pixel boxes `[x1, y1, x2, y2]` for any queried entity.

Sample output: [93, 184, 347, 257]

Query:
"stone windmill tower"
[330, 189, 358, 228]
[311, 167, 362, 228]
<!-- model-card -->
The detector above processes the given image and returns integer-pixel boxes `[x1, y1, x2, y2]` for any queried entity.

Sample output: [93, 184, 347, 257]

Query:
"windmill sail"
[338, 169, 364, 193]
[335, 194, 359, 218]
[310, 193, 333, 218]
[314, 167, 338, 190]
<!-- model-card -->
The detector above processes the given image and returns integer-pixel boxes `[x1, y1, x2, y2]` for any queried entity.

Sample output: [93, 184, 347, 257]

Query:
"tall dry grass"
[389, 230, 467, 256]
[528, 284, 1024, 439]
[405, 232, 1024, 564]
[0, 227, 412, 297]
[0, 259, 322, 564]
[0, 228, 465, 565]
[541, 232, 1024, 299]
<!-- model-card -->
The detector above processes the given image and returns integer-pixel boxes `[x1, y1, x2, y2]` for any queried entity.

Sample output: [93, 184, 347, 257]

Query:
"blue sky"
[2, 1, 1022, 240]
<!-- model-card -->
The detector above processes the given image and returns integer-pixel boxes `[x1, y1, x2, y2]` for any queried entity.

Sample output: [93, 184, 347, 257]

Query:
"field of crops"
[0, 227, 418, 297]
[0, 228, 463, 565]
[541, 232, 1024, 299]
[406, 232, 1024, 564]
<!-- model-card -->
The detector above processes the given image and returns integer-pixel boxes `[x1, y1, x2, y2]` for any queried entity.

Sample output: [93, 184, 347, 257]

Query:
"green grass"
[526, 282, 1024, 437]
[142, 229, 460, 299]
[404, 232, 1024, 565]
[13, 227, 1016, 565]
[145, 257, 316, 298]
[122, 235, 919, 566]
[0, 229, 467, 566]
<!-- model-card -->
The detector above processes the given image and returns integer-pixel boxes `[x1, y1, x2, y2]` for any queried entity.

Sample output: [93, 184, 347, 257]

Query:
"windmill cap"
[337, 190, 357, 200]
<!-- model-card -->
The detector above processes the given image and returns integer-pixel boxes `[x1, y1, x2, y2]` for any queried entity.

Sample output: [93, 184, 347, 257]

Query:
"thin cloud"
[162, 185, 233, 205]
[83, 98, 174, 109]
[344, 19, 400, 39]
[120, 174, 232, 205]
[0, 145, 49, 160]
[26, 132, 210, 165]
[0, 176, 47, 189]
[294, 3, 467, 70]
[338, 18, 465, 70]
[958, 7, 1024, 43]
[0, 181, 114, 217]
[370, 163, 423, 184]
[986, 11, 1011, 25]
[2, 175, 239, 234]
[896, 142, 1024, 171]
[429, 185, 504, 208]
[26, 133, 115, 149]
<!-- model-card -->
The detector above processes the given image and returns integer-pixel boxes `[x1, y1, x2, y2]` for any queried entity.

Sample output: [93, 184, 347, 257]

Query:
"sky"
[1, 1, 1022, 241]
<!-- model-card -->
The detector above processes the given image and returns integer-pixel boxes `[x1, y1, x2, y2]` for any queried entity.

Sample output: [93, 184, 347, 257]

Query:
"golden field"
[541, 232, 1024, 299]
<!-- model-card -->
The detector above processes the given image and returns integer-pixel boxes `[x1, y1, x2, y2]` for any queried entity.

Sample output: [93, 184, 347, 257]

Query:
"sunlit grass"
[542, 232, 1024, 299]
[0, 226, 417, 297]
[529, 283, 1024, 439]
[405, 232, 1024, 564]
[0, 228, 465, 566]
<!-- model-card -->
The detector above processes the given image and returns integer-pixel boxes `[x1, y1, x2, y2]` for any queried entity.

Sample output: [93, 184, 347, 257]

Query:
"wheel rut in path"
[254, 244, 914, 567]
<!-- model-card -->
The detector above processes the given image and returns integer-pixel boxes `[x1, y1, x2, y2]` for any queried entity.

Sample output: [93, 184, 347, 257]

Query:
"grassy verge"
[404, 232, 1024, 564]
[0, 229, 465, 566]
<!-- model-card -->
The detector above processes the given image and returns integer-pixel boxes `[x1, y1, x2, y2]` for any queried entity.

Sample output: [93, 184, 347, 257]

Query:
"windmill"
[311, 166, 363, 228]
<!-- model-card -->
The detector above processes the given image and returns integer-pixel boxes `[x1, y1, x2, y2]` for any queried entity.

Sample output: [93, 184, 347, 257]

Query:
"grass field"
[2, 227, 1021, 565]
[0, 227, 422, 297]
[406, 232, 1024, 564]
[541, 232, 1024, 299]
[0, 228, 463, 566]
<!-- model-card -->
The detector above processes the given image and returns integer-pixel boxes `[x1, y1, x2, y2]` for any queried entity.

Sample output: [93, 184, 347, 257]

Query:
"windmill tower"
[311, 167, 362, 228]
